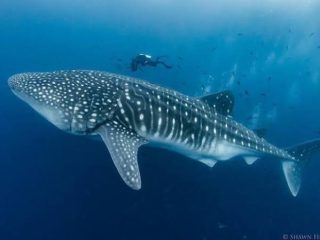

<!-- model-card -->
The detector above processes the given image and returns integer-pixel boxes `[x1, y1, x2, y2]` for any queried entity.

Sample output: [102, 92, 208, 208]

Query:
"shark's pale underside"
[8, 70, 320, 196]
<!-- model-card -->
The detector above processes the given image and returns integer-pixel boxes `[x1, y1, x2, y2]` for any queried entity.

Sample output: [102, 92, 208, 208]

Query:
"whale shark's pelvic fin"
[199, 158, 218, 168]
[282, 139, 320, 196]
[244, 156, 259, 165]
[199, 90, 234, 116]
[97, 123, 147, 190]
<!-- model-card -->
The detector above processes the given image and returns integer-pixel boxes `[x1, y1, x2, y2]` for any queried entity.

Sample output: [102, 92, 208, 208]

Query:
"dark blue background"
[1, 1, 320, 239]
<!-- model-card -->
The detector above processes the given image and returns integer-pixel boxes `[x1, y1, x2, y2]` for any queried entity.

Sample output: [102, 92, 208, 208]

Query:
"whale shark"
[8, 70, 320, 196]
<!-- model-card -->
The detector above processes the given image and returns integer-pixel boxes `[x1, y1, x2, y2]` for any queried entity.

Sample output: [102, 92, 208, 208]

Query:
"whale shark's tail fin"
[282, 139, 320, 197]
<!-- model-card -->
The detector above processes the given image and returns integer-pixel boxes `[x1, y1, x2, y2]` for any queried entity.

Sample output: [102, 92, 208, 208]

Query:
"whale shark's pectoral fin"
[97, 123, 147, 190]
[199, 90, 234, 116]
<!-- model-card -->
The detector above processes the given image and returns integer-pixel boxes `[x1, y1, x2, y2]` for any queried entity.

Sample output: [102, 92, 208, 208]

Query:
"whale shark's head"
[8, 70, 120, 135]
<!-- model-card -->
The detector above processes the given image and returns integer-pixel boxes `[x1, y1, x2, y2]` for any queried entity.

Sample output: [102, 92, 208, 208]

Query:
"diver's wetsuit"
[131, 54, 173, 71]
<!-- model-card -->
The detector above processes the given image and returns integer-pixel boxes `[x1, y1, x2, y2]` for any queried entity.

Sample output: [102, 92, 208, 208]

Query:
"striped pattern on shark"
[8, 70, 320, 196]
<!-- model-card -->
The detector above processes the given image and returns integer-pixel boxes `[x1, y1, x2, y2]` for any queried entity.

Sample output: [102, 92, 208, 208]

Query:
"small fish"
[244, 90, 249, 96]
[217, 222, 228, 229]
[260, 93, 267, 97]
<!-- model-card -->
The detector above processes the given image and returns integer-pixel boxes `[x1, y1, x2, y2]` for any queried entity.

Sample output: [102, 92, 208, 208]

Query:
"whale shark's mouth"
[9, 78, 71, 132]
[8, 73, 30, 93]
[8, 74, 19, 89]
[8, 73, 43, 111]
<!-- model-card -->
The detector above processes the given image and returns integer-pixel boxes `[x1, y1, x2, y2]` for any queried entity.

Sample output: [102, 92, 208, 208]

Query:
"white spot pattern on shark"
[8, 70, 320, 196]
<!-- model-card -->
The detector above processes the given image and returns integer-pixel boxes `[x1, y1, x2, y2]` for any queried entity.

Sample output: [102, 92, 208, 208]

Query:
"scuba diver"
[131, 54, 173, 72]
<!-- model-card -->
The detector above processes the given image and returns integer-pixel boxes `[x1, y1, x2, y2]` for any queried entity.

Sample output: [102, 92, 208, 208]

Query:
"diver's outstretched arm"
[158, 61, 173, 69]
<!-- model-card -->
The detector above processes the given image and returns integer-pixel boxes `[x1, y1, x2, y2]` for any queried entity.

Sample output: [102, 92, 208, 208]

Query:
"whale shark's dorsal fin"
[97, 123, 147, 190]
[199, 90, 234, 116]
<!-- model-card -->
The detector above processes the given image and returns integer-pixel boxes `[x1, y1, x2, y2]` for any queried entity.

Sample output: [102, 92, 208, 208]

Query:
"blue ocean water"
[1, 0, 320, 239]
